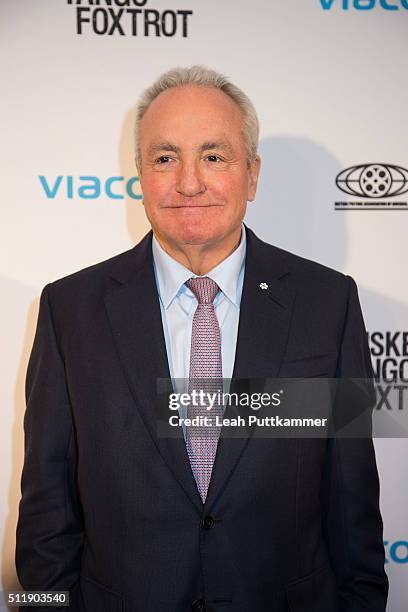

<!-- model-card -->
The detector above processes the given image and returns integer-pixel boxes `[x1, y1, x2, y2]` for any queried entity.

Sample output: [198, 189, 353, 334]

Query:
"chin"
[174, 224, 219, 246]
[152, 206, 240, 248]
[162, 212, 225, 247]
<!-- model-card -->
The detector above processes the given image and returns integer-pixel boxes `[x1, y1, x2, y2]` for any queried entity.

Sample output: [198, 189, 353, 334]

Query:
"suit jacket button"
[192, 598, 205, 611]
[201, 515, 215, 530]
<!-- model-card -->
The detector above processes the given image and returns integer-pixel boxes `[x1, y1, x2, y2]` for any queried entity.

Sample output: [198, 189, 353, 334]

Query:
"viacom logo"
[321, 0, 408, 9]
[384, 540, 408, 564]
[66, 0, 193, 37]
[39, 175, 142, 200]
[334, 164, 408, 210]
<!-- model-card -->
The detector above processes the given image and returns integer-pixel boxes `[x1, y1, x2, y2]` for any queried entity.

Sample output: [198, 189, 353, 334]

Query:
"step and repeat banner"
[2, 1, 407, 610]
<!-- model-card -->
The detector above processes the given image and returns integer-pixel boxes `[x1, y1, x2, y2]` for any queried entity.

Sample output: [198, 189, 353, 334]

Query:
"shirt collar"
[152, 225, 246, 309]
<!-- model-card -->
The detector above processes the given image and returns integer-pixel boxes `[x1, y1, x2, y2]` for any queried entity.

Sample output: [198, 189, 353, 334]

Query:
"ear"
[248, 155, 261, 202]
[134, 157, 144, 203]
[134, 156, 142, 178]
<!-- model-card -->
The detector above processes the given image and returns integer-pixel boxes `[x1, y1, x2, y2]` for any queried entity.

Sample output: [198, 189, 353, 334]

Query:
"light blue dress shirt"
[152, 226, 246, 439]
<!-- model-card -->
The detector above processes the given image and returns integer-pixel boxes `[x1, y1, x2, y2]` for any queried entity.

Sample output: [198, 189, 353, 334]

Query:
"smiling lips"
[163, 204, 223, 208]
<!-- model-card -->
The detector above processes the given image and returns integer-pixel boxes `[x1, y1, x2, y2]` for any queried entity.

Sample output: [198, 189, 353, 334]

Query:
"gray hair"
[134, 65, 259, 171]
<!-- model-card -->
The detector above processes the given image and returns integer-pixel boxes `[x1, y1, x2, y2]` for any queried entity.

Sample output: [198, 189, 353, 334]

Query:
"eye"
[205, 154, 223, 163]
[154, 155, 173, 164]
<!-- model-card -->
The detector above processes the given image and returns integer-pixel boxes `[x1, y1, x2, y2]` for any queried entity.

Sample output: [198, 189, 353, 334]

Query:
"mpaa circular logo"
[336, 164, 408, 198]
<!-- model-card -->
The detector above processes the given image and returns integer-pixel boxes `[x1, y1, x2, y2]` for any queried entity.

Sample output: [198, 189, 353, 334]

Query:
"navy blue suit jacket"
[16, 227, 388, 611]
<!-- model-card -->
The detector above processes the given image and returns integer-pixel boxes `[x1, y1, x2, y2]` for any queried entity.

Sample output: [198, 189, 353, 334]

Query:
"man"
[16, 66, 388, 611]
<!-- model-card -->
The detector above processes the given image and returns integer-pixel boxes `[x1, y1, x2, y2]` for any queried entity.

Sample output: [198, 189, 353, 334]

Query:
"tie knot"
[186, 276, 219, 304]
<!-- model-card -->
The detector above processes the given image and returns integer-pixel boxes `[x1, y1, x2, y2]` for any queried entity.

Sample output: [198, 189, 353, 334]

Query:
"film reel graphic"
[336, 164, 408, 198]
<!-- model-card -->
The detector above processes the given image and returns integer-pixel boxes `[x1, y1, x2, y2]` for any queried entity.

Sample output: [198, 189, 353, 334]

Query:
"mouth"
[163, 204, 223, 209]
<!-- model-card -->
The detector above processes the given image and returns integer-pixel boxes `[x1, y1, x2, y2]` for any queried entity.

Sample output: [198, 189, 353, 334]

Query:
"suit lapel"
[204, 227, 296, 511]
[103, 228, 296, 515]
[103, 232, 203, 514]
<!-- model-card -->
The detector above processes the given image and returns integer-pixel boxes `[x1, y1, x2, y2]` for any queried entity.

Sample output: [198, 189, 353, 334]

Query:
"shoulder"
[245, 226, 352, 294]
[43, 232, 152, 314]
[51, 246, 135, 288]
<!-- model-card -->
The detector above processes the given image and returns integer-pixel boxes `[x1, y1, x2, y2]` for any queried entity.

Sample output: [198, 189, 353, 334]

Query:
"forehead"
[139, 85, 245, 147]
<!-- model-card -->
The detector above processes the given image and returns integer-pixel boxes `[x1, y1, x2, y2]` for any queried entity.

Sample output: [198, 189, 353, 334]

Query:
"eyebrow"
[147, 140, 236, 157]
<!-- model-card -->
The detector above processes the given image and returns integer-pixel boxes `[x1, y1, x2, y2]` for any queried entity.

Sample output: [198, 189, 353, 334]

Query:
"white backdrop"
[2, 1, 407, 610]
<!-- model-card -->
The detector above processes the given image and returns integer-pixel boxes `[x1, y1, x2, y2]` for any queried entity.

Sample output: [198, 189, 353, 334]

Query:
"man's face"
[137, 85, 260, 249]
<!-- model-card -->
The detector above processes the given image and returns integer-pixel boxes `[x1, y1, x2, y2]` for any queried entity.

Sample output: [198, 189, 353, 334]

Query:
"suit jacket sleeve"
[320, 275, 389, 612]
[15, 283, 84, 611]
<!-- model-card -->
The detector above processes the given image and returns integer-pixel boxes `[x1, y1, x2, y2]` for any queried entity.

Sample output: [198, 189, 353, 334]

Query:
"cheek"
[210, 174, 249, 206]
[207, 172, 248, 192]
[140, 176, 172, 206]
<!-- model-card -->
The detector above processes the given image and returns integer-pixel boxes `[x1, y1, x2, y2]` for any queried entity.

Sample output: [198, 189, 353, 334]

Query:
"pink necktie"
[185, 277, 224, 502]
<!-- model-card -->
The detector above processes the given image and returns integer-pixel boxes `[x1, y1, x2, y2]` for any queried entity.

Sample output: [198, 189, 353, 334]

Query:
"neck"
[153, 227, 243, 275]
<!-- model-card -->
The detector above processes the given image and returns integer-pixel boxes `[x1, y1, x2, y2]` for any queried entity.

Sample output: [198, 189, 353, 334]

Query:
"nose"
[175, 160, 206, 197]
